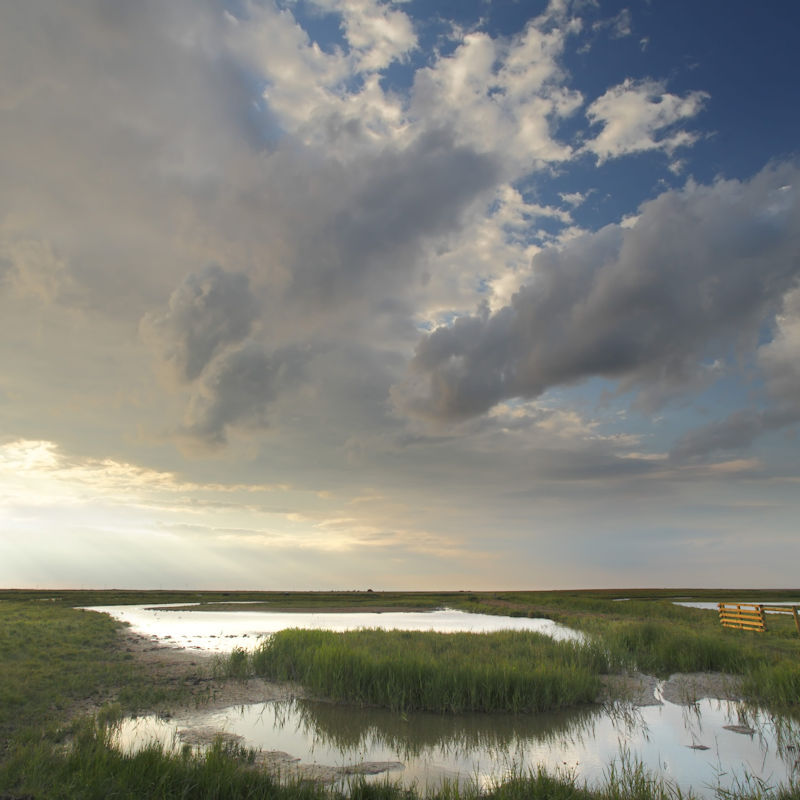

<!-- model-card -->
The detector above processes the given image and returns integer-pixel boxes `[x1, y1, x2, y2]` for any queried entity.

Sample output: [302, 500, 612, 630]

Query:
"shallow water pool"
[86, 604, 584, 652]
[113, 693, 800, 797]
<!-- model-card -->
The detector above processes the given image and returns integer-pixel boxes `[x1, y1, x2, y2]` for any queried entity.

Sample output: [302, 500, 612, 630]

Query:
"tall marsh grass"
[595, 620, 756, 676]
[247, 628, 608, 713]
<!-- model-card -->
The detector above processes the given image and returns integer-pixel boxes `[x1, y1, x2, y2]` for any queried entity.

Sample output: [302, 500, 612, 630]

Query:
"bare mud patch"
[597, 672, 662, 706]
[597, 671, 744, 707]
[661, 672, 744, 705]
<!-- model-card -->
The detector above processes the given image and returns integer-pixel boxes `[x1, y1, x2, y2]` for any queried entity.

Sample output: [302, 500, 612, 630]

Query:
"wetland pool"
[90, 604, 800, 796]
[86, 604, 584, 651]
[114, 694, 800, 797]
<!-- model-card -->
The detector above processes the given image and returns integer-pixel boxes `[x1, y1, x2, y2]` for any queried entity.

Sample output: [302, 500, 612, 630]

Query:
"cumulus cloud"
[584, 78, 708, 162]
[141, 265, 259, 382]
[396, 164, 800, 421]
[410, 11, 582, 170]
[314, 0, 418, 73]
[287, 129, 499, 307]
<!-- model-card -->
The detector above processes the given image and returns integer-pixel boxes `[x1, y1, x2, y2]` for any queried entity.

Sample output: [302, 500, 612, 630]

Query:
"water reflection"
[85, 605, 584, 652]
[113, 696, 800, 797]
[289, 697, 601, 762]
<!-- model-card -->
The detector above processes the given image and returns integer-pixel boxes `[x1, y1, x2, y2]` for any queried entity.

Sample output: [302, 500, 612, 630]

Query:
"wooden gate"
[718, 603, 800, 634]
[718, 603, 766, 632]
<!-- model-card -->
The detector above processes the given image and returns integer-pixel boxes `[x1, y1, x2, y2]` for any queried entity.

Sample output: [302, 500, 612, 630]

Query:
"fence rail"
[718, 603, 800, 634]
[718, 603, 766, 632]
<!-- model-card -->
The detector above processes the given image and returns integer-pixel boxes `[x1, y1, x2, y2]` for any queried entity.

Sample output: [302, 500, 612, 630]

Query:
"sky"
[1, 0, 799, 591]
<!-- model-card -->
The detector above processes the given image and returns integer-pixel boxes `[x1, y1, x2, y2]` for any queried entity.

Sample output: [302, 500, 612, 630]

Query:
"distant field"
[4, 586, 800, 608]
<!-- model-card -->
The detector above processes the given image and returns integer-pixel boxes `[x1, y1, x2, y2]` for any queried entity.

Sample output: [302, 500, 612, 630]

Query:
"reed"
[591, 619, 756, 676]
[247, 628, 607, 713]
[742, 662, 800, 712]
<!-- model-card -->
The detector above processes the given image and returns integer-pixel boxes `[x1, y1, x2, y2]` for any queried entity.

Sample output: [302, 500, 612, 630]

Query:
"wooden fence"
[718, 603, 800, 634]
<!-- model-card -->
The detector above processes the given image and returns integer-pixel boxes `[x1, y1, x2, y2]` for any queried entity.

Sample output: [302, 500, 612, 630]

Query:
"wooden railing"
[761, 605, 800, 634]
[718, 603, 800, 634]
[718, 603, 766, 632]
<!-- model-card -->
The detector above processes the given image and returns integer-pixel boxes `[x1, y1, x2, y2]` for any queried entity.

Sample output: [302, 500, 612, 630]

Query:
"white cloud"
[409, 13, 582, 171]
[313, 0, 418, 72]
[584, 78, 708, 162]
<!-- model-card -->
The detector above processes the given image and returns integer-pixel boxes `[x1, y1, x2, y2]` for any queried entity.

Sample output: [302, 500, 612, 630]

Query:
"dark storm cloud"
[141, 265, 259, 382]
[398, 164, 800, 420]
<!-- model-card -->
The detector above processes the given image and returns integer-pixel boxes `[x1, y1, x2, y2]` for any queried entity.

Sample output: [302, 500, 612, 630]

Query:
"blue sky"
[1, 0, 799, 590]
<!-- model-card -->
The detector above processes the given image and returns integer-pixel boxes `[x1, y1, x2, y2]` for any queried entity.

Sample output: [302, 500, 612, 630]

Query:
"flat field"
[2, 588, 799, 799]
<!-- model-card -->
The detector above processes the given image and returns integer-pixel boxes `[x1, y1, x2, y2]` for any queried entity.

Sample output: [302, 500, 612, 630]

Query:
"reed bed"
[248, 628, 608, 713]
[591, 619, 757, 676]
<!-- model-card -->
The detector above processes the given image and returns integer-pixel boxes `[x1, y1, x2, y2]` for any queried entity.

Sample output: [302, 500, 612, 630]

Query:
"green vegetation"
[4, 589, 800, 798]
[245, 628, 607, 712]
[0, 600, 185, 741]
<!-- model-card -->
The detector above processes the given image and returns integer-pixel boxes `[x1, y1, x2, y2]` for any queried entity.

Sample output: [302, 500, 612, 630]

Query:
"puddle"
[85, 605, 584, 652]
[112, 696, 800, 797]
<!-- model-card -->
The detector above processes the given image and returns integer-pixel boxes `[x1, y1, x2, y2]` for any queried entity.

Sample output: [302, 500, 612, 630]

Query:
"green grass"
[4, 591, 800, 799]
[0, 601, 187, 741]
[242, 628, 607, 713]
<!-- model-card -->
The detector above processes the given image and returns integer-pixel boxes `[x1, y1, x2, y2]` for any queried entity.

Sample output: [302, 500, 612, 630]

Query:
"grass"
[4, 589, 800, 798]
[215, 605, 800, 716]
[243, 628, 606, 713]
[0, 600, 186, 742]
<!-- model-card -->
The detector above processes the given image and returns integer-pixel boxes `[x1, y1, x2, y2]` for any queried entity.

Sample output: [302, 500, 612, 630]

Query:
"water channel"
[90, 604, 800, 797]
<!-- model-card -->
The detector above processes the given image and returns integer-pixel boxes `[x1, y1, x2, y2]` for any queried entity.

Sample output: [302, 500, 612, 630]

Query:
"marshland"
[3, 588, 800, 799]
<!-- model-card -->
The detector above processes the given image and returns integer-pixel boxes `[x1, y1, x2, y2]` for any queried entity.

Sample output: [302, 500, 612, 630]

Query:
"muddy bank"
[116, 628, 305, 710]
[660, 672, 743, 705]
[598, 671, 744, 707]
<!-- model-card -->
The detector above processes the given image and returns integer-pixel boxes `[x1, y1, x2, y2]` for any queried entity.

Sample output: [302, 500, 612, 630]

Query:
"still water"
[114, 695, 800, 797]
[89, 605, 799, 796]
[86, 604, 584, 651]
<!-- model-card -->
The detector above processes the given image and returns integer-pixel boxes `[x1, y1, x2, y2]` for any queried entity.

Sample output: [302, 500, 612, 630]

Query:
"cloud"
[182, 342, 307, 447]
[141, 265, 259, 382]
[287, 129, 500, 307]
[396, 163, 800, 421]
[670, 285, 800, 461]
[584, 78, 708, 162]
[592, 8, 632, 39]
[312, 0, 418, 73]
[759, 284, 800, 408]
[409, 10, 582, 170]
[669, 409, 798, 463]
